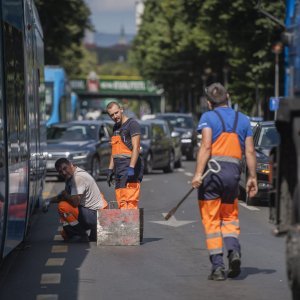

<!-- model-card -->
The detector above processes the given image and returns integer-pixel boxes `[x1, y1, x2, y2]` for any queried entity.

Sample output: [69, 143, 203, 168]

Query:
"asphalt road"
[0, 161, 292, 300]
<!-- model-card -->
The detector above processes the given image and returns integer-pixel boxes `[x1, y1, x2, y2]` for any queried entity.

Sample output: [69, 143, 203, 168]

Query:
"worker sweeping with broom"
[192, 83, 258, 281]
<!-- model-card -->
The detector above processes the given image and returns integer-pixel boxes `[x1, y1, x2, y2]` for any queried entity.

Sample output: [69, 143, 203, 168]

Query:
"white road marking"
[36, 295, 58, 300]
[54, 235, 63, 241]
[150, 213, 197, 227]
[45, 258, 65, 266]
[239, 202, 260, 211]
[40, 273, 61, 284]
[51, 245, 68, 253]
[184, 172, 194, 177]
[142, 177, 152, 182]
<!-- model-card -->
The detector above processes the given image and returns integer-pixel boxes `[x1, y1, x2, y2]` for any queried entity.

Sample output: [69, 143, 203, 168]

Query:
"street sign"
[269, 97, 280, 111]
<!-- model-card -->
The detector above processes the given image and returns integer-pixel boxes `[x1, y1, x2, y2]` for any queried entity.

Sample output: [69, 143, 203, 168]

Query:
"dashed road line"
[51, 245, 68, 253]
[36, 295, 58, 300]
[142, 177, 152, 182]
[53, 235, 63, 241]
[40, 273, 61, 284]
[45, 258, 65, 267]
[184, 172, 194, 177]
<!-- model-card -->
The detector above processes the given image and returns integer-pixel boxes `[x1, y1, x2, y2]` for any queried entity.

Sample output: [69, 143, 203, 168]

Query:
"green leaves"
[34, 0, 92, 76]
[131, 0, 285, 114]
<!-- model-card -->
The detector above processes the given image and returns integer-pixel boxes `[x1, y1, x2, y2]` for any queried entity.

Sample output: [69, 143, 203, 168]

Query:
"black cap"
[204, 82, 228, 104]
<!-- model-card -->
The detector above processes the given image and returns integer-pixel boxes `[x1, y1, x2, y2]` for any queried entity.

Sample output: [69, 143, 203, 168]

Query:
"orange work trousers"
[115, 182, 140, 209]
[198, 198, 240, 255]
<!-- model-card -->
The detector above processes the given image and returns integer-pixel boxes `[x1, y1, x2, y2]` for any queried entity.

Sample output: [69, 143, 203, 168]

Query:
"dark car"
[239, 121, 280, 205]
[154, 113, 198, 160]
[139, 119, 180, 174]
[46, 120, 112, 179]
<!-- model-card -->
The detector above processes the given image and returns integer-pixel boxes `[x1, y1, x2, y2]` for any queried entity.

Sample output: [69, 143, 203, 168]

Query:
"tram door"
[1, 0, 30, 257]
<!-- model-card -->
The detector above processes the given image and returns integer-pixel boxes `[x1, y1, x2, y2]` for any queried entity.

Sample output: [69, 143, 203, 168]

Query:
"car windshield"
[159, 115, 194, 129]
[257, 126, 280, 148]
[47, 125, 98, 141]
[140, 125, 150, 140]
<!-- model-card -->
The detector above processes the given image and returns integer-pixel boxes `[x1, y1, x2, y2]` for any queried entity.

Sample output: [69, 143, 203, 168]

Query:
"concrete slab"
[97, 208, 143, 246]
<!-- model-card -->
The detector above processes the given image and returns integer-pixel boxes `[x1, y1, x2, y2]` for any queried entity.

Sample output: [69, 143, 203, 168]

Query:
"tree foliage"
[130, 0, 285, 115]
[34, 0, 92, 76]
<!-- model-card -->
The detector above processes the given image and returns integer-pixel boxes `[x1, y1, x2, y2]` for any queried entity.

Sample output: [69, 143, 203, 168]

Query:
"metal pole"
[274, 52, 279, 120]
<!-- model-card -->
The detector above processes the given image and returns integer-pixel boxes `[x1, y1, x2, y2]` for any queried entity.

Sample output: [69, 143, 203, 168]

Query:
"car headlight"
[256, 163, 270, 174]
[70, 152, 89, 160]
[140, 146, 144, 154]
[182, 131, 192, 138]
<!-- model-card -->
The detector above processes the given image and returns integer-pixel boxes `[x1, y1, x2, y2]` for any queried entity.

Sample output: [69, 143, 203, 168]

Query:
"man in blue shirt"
[192, 82, 258, 280]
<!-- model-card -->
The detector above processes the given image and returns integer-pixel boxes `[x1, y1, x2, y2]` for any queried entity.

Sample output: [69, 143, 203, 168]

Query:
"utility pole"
[272, 42, 283, 120]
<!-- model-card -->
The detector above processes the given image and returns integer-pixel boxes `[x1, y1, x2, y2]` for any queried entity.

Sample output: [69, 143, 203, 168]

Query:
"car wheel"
[163, 151, 175, 173]
[91, 156, 100, 180]
[144, 152, 153, 174]
[174, 156, 182, 168]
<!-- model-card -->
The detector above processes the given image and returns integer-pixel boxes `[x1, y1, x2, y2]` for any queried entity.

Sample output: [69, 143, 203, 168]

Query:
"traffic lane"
[0, 163, 291, 300]
[138, 162, 290, 299]
[82, 164, 290, 300]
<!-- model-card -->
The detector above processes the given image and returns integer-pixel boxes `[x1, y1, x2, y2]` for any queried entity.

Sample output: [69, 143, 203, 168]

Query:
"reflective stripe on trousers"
[199, 198, 240, 255]
[58, 201, 79, 226]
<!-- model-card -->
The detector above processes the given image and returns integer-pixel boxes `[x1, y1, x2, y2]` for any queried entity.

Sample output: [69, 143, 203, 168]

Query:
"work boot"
[227, 251, 241, 278]
[60, 229, 69, 241]
[208, 266, 226, 281]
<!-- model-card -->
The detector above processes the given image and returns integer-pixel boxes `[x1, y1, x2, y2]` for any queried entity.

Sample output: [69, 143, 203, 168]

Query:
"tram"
[0, 0, 46, 260]
[45, 66, 73, 126]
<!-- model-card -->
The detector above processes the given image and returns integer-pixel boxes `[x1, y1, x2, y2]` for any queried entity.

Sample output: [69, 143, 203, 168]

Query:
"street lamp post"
[272, 42, 283, 120]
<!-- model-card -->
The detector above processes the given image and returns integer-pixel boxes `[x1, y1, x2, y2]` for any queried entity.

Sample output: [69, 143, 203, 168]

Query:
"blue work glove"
[106, 169, 114, 187]
[127, 167, 135, 177]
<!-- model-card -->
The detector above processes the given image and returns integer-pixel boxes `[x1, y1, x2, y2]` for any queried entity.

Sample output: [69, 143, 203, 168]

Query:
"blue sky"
[84, 0, 138, 35]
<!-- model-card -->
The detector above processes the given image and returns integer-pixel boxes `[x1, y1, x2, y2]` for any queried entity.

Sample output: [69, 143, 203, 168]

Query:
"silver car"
[46, 120, 112, 179]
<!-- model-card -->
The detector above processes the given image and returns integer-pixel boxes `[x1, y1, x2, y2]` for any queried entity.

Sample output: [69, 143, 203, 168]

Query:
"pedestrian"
[47, 158, 108, 242]
[106, 101, 143, 209]
[192, 82, 258, 281]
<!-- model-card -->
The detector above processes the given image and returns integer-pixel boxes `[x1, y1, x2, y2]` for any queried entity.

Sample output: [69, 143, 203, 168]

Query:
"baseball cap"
[204, 82, 228, 104]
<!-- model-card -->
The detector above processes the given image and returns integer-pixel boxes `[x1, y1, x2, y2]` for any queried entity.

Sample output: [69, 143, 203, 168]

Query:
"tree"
[130, 0, 285, 115]
[34, 0, 92, 76]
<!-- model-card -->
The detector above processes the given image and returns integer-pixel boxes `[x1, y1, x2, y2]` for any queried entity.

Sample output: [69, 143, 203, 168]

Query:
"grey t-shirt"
[65, 167, 105, 210]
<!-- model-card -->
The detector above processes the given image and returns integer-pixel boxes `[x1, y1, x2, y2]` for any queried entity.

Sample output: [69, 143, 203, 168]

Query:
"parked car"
[154, 113, 198, 160]
[239, 121, 280, 205]
[46, 120, 112, 179]
[139, 119, 181, 174]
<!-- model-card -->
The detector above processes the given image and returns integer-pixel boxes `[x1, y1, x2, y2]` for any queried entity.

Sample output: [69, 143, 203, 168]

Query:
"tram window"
[45, 83, 54, 120]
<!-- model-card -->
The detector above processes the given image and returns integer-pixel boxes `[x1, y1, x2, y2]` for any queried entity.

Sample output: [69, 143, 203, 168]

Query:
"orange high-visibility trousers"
[58, 201, 79, 226]
[199, 198, 240, 255]
[115, 182, 140, 209]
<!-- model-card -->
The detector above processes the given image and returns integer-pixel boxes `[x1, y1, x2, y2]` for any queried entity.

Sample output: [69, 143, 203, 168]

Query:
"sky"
[84, 0, 139, 35]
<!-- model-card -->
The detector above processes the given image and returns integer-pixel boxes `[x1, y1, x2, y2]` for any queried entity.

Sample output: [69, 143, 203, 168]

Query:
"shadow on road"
[141, 237, 163, 245]
[232, 266, 276, 280]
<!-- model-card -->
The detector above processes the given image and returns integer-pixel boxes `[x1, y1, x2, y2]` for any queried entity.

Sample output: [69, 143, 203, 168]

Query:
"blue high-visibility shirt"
[197, 107, 253, 152]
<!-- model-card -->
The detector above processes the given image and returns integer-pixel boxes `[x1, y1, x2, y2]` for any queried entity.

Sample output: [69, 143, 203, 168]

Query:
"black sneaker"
[208, 266, 226, 281]
[228, 251, 241, 278]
